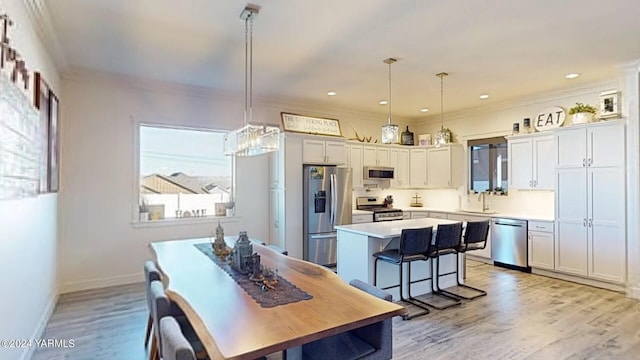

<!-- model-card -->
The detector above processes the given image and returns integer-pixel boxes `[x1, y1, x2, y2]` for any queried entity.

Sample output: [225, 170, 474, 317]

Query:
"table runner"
[194, 243, 312, 308]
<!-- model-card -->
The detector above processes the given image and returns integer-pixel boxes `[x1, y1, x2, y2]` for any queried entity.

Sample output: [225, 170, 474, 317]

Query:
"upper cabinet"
[426, 144, 464, 189]
[409, 148, 428, 187]
[302, 138, 347, 165]
[389, 147, 410, 188]
[347, 144, 364, 189]
[508, 133, 554, 190]
[555, 121, 624, 169]
[363, 145, 390, 166]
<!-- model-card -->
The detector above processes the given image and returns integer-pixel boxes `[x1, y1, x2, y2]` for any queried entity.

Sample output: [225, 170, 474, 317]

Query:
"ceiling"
[45, 0, 640, 120]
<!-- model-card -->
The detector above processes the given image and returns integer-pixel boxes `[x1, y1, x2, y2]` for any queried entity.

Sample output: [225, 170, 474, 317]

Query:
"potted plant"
[568, 102, 597, 124]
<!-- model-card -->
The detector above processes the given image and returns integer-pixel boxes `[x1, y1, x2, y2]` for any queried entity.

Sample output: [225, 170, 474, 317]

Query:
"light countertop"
[395, 207, 553, 222]
[336, 218, 458, 239]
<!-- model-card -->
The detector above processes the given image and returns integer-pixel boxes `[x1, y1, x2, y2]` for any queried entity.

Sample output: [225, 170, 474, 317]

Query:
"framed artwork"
[34, 72, 50, 192]
[48, 91, 59, 193]
[281, 112, 342, 137]
[599, 90, 621, 119]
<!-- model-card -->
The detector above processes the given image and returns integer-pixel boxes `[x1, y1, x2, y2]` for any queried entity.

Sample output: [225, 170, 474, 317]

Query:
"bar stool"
[421, 222, 463, 310]
[373, 227, 433, 320]
[441, 219, 490, 300]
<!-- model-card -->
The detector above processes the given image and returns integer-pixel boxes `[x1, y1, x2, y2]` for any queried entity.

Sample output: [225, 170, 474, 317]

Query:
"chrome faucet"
[478, 191, 490, 212]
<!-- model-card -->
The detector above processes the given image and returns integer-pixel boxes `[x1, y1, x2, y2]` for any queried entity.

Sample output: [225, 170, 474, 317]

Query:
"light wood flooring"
[32, 261, 640, 360]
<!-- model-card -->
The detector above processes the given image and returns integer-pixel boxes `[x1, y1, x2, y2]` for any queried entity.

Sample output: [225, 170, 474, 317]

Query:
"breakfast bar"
[335, 218, 463, 301]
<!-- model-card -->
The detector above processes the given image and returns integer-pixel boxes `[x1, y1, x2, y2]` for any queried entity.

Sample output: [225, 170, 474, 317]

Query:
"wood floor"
[32, 261, 640, 360]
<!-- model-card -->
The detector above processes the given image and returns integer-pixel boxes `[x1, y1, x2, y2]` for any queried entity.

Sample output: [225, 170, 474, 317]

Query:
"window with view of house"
[138, 125, 233, 221]
[468, 137, 508, 193]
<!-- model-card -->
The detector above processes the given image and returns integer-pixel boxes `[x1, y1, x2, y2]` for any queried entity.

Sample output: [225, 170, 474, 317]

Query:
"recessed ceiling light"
[327, 91, 336, 96]
[420, 108, 429, 112]
[379, 100, 388, 105]
[480, 94, 490, 99]
[565, 73, 580, 79]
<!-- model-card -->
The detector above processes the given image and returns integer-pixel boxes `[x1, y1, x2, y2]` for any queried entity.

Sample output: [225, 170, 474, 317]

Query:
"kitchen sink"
[454, 209, 498, 215]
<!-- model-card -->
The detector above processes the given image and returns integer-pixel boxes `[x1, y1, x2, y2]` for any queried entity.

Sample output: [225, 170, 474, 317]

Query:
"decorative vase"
[571, 112, 594, 125]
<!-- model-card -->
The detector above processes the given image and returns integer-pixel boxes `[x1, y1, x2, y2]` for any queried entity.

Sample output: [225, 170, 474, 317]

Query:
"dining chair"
[144, 260, 162, 348]
[301, 279, 394, 360]
[372, 227, 433, 320]
[160, 316, 197, 360]
[149, 280, 207, 360]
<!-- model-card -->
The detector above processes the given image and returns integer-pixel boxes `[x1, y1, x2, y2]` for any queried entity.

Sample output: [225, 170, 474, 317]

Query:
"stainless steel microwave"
[363, 166, 395, 180]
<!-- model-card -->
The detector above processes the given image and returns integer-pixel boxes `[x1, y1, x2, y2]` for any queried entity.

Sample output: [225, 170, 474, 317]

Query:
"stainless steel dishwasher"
[491, 218, 530, 272]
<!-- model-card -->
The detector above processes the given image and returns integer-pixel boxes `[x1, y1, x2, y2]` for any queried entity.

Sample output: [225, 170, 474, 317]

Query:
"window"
[468, 137, 507, 193]
[138, 125, 233, 221]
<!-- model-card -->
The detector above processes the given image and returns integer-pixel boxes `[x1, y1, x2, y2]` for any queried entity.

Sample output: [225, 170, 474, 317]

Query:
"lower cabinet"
[410, 211, 429, 219]
[428, 212, 448, 220]
[528, 221, 554, 270]
[352, 213, 373, 224]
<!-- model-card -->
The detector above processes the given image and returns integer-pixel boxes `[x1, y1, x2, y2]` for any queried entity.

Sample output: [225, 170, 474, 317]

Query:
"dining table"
[150, 236, 406, 360]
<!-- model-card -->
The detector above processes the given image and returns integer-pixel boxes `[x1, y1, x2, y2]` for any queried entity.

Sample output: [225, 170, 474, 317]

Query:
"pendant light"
[224, 4, 280, 157]
[381, 58, 399, 144]
[434, 72, 451, 147]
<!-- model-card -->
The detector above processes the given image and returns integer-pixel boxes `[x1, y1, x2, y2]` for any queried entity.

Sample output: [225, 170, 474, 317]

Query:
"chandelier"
[381, 58, 399, 144]
[224, 4, 280, 157]
[434, 72, 451, 147]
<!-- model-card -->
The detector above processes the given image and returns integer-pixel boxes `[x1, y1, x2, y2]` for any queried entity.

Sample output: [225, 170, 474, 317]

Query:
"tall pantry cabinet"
[554, 121, 625, 283]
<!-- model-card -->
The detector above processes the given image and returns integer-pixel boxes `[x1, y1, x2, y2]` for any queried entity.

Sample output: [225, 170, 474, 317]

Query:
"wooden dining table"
[150, 237, 406, 360]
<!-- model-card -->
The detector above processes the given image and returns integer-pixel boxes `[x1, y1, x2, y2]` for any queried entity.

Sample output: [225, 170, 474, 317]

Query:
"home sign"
[534, 107, 565, 131]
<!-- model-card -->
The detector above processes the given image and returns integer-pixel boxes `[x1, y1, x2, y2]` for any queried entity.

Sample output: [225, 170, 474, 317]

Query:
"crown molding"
[21, 0, 68, 71]
[417, 78, 620, 126]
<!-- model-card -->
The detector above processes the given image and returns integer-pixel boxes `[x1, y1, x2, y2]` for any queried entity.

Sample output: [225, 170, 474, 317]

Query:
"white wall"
[58, 70, 411, 292]
[0, 1, 60, 360]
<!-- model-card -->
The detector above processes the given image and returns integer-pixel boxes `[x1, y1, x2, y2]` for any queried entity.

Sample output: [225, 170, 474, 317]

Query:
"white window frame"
[131, 121, 237, 227]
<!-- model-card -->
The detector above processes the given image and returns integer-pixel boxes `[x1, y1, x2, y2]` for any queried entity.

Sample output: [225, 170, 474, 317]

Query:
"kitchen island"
[335, 218, 463, 301]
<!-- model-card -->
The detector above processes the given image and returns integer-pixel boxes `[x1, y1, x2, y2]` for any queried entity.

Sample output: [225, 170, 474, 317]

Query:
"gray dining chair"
[144, 260, 162, 348]
[160, 316, 196, 360]
[301, 279, 393, 360]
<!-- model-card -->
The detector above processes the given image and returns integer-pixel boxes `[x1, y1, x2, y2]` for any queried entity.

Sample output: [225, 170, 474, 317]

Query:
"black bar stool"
[440, 219, 490, 300]
[418, 222, 463, 310]
[373, 227, 433, 320]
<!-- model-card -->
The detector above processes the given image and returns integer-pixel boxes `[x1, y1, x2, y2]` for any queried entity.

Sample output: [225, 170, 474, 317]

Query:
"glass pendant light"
[224, 4, 280, 157]
[381, 58, 399, 144]
[434, 72, 451, 147]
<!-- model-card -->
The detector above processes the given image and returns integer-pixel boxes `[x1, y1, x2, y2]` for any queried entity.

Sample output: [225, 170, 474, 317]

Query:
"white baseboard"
[531, 268, 626, 293]
[626, 285, 640, 299]
[19, 290, 58, 360]
[59, 273, 141, 294]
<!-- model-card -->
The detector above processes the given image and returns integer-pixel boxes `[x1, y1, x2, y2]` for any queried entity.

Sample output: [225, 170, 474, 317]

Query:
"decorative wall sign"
[599, 90, 621, 119]
[0, 71, 41, 200]
[281, 112, 342, 137]
[534, 107, 565, 131]
[0, 13, 30, 90]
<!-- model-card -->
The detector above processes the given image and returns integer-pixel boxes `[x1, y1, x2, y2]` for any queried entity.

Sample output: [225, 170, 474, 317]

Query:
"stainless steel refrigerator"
[303, 165, 352, 266]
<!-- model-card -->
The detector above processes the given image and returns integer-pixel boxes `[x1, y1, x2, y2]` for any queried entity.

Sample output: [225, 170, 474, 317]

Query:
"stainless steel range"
[356, 197, 404, 222]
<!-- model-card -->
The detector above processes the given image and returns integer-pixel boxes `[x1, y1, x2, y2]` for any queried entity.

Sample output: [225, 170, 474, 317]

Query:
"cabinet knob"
[533, 180, 537, 187]
[529, 180, 533, 187]
[582, 158, 586, 167]
[588, 158, 592, 166]
[583, 218, 587, 227]
[588, 218, 592, 227]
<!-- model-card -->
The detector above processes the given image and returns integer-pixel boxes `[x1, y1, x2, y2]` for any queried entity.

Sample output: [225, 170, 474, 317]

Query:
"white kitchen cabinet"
[303, 138, 346, 165]
[269, 189, 285, 249]
[447, 213, 492, 260]
[363, 145, 390, 166]
[555, 121, 624, 169]
[268, 134, 304, 259]
[554, 121, 625, 283]
[528, 220, 554, 270]
[347, 144, 364, 188]
[429, 212, 448, 220]
[410, 211, 429, 219]
[389, 147, 410, 188]
[508, 133, 554, 190]
[409, 148, 428, 187]
[352, 213, 373, 224]
[427, 144, 464, 189]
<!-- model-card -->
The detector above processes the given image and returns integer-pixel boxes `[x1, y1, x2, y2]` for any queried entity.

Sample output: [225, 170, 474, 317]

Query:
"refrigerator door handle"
[330, 173, 337, 225]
